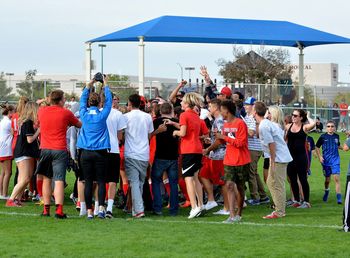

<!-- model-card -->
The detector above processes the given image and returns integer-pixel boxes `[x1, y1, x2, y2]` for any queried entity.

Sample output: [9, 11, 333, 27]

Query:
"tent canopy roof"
[87, 15, 350, 48]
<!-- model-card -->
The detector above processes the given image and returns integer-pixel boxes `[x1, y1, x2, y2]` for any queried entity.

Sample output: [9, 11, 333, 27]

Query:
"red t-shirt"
[11, 113, 19, 152]
[38, 105, 79, 150]
[339, 103, 348, 116]
[222, 118, 251, 166]
[179, 109, 208, 154]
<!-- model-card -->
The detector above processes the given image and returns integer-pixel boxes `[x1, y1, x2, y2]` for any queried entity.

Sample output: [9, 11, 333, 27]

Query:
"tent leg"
[85, 43, 92, 82]
[298, 46, 304, 101]
[138, 36, 145, 96]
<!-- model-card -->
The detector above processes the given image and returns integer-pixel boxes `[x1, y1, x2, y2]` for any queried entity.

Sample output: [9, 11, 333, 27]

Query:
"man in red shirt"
[339, 99, 348, 132]
[215, 100, 250, 223]
[36, 90, 81, 218]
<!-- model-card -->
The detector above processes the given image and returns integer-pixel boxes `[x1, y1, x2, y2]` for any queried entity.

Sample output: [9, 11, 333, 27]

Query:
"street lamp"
[176, 63, 183, 81]
[184, 67, 195, 85]
[5, 73, 14, 89]
[98, 44, 107, 74]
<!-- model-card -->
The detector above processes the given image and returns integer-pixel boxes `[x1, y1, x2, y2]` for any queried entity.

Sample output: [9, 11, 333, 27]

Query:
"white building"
[290, 63, 338, 87]
[6, 74, 177, 97]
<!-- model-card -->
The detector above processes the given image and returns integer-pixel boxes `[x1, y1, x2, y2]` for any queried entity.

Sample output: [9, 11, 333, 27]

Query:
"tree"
[16, 69, 48, 100]
[217, 47, 292, 84]
[106, 74, 134, 103]
[0, 72, 16, 101]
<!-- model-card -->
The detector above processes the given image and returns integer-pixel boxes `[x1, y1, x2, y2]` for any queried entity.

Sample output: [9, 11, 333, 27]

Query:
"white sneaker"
[213, 209, 230, 215]
[222, 215, 241, 223]
[80, 208, 87, 216]
[188, 207, 201, 219]
[232, 215, 241, 222]
[204, 201, 218, 211]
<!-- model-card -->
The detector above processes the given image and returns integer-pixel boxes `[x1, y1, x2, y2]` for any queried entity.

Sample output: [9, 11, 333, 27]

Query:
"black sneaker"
[106, 211, 114, 219]
[55, 213, 67, 219]
[152, 211, 163, 216]
[40, 212, 50, 217]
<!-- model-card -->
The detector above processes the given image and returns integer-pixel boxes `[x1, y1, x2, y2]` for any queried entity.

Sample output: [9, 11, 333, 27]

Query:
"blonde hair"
[182, 92, 203, 109]
[16, 96, 29, 117]
[19, 102, 39, 125]
[268, 105, 284, 129]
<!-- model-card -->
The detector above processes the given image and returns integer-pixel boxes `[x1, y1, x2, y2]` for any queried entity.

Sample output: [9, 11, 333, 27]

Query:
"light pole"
[98, 44, 107, 74]
[185, 67, 195, 85]
[177, 63, 183, 81]
[5, 73, 14, 89]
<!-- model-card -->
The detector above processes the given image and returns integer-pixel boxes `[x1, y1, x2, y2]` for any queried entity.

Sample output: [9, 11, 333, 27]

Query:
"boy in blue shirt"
[316, 120, 342, 204]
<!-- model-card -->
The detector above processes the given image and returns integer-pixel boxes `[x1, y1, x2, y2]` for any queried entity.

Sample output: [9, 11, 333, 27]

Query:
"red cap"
[220, 86, 232, 97]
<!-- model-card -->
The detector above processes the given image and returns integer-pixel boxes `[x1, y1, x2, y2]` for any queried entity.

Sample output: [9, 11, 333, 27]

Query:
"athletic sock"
[37, 179, 43, 197]
[43, 204, 50, 215]
[99, 205, 105, 212]
[55, 204, 64, 215]
[178, 178, 189, 201]
[122, 184, 129, 196]
[163, 179, 171, 196]
[336, 193, 342, 203]
[94, 201, 99, 215]
[107, 199, 114, 212]
[80, 202, 87, 216]
[105, 184, 109, 201]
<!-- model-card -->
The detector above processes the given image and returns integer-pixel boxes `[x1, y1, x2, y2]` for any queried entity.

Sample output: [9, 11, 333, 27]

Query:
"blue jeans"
[151, 159, 179, 215]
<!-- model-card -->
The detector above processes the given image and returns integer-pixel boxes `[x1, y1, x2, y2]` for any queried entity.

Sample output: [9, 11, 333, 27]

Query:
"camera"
[93, 72, 105, 83]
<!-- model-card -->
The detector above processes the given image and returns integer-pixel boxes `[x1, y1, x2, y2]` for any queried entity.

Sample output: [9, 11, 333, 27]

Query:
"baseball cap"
[244, 97, 256, 105]
[220, 86, 232, 97]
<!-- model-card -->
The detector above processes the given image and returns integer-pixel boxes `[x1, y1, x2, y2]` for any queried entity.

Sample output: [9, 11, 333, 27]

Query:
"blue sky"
[1, 0, 349, 82]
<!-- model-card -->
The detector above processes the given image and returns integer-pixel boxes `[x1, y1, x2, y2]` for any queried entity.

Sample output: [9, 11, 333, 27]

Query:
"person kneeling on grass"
[214, 101, 251, 223]
[315, 120, 342, 204]
[254, 103, 293, 219]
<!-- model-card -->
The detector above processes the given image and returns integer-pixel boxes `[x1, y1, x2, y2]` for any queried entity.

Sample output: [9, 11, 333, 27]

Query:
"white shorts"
[15, 156, 32, 163]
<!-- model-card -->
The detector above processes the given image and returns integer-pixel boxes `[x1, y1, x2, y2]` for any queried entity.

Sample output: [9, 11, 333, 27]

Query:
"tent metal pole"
[138, 36, 145, 96]
[85, 43, 92, 82]
[298, 44, 304, 100]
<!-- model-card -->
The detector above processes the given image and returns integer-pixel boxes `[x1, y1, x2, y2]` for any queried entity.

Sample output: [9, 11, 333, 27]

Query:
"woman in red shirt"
[173, 92, 208, 219]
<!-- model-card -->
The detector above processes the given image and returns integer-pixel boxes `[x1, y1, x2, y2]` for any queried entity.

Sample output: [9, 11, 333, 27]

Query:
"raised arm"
[304, 111, 316, 132]
[169, 80, 187, 104]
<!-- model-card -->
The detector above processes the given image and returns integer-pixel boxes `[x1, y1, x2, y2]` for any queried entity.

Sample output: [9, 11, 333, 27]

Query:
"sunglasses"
[327, 125, 335, 128]
[292, 114, 299, 117]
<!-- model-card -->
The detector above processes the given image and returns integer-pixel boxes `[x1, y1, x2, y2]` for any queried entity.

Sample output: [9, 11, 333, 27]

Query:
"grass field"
[0, 132, 349, 257]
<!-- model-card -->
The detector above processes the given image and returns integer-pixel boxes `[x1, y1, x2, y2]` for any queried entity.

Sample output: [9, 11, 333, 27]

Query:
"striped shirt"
[243, 114, 262, 151]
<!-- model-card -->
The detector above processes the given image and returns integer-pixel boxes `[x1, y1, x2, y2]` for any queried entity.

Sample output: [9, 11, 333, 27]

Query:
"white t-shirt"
[0, 116, 13, 157]
[258, 119, 293, 163]
[106, 108, 127, 154]
[124, 109, 154, 161]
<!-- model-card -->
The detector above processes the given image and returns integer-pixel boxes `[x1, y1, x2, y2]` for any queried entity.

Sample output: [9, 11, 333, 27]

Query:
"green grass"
[0, 132, 349, 257]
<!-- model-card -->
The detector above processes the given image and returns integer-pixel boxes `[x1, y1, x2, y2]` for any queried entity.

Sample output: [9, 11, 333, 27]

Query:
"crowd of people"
[0, 68, 349, 232]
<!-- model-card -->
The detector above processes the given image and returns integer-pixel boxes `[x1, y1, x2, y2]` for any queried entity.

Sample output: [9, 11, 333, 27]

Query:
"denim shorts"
[36, 149, 68, 181]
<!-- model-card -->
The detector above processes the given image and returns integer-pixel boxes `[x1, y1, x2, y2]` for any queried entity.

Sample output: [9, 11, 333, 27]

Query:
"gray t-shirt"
[258, 119, 293, 163]
[209, 115, 226, 160]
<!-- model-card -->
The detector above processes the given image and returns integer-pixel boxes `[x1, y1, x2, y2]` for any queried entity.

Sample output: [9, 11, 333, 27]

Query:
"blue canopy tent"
[86, 15, 350, 96]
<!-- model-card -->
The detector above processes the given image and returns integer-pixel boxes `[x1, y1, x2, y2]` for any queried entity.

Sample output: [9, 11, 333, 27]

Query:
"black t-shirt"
[14, 120, 40, 159]
[153, 117, 179, 160]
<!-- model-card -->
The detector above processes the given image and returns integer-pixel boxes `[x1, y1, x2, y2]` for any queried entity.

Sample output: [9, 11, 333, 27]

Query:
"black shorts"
[106, 153, 120, 183]
[36, 149, 68, 181]
[263, 158, 270, 170]
[181, 154, 202, 178]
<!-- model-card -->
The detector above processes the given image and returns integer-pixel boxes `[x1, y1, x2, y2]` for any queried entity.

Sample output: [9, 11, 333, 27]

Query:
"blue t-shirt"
[316, 133, 340, 166]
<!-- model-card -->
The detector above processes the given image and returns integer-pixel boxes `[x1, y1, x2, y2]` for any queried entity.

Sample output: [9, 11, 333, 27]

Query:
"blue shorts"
[323, 164, 340, 177]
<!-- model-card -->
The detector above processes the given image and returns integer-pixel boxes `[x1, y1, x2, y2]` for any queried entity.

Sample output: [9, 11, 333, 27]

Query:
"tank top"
[287, 123, 307, 157]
